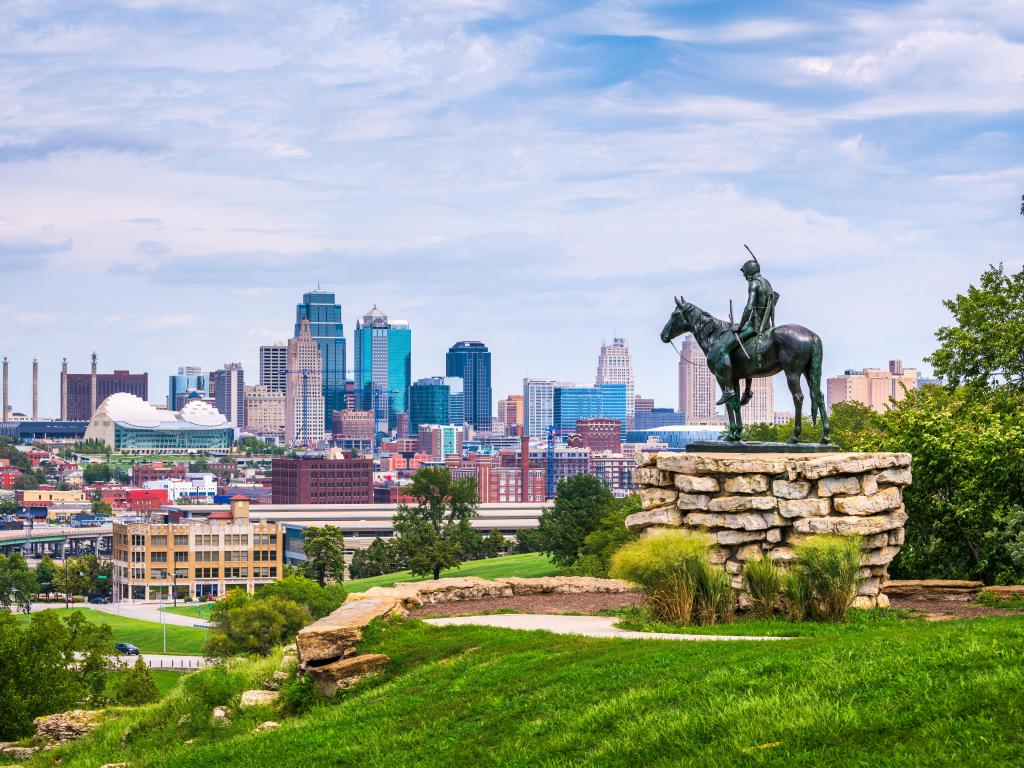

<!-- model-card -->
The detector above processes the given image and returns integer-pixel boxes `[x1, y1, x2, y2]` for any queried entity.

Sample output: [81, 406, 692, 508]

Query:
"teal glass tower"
[408, 377, 450, 435]
[445, 341, 492, 430]
[353, 306, 411, 432]
[295, 290, 346, 428]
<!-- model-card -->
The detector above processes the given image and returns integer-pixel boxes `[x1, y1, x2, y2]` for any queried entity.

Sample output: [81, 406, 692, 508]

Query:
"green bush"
[113, 656, 160, 705]
[793, 535, 862, 622]
[782, 568, 811, 622]
[609, 530, 733, 625]
[742, 556, 782, 618]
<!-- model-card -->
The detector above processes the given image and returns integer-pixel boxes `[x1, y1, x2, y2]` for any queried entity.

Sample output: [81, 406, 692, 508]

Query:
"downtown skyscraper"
[596, 337, 635, 429]
[445, 340, 492, 431]
[678, 333, 718, 423]
[285, 319, 325, 446]
[353, 306, 411, 433]
[295, 290, 346, 428]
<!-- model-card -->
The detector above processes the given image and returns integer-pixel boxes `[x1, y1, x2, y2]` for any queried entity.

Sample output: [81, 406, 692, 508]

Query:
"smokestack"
[60, 358, 68, 420]
[32, 358, 38, 419]
[520, 434, 530, 503]
[90, 352, 98, 417]
[2, 357, 7, 423]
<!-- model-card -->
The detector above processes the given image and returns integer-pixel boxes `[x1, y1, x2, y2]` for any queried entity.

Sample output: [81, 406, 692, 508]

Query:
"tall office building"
[596, 338, 635, 428]
[497, 394, 524, 430]
[827, 359, 919, 413]
[295, 290, 346, 427]
[244, 384, 285, 437]
[523, 379, 555, 438]
[678, 334, 717, 424]
[353, 306, 411, 433]
[553, 385, 602, 433]
[259, 343, 287, 393]
[408, 377, 451, 435]
[211, 363, 245, 428]
[167, 367, 207, 411]
[445, 377, 464, 426]
[285, 319, 325, 446]
[66, 358, 148, 421]
[740, 376, 775, 425]
[445, 341, 492, 431]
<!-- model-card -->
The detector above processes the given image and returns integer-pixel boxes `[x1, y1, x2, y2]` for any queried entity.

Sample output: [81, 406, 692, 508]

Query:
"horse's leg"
[785, 370, 804, 444]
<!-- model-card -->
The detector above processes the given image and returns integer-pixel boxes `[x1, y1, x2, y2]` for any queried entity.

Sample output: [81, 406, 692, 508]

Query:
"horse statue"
[661, 296, 830, 444]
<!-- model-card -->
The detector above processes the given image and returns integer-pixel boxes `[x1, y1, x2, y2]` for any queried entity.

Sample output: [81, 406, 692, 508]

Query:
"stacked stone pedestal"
[629, 452, 912, 609]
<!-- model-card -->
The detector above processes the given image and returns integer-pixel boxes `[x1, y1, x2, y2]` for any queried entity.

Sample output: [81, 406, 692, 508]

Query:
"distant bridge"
[0, 525, 112, 556]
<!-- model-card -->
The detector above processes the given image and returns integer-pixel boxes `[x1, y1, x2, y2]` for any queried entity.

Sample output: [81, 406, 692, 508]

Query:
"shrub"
[793, 534, 862, 622]
[782, 568, 811, 622]
[742, 556, 782, 618]
[114, 656, 160, 705]
[609, 530, 732, 625]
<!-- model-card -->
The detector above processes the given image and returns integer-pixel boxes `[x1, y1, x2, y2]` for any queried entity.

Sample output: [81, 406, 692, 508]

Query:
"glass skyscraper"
[445, 341, 492, 431]
[408, 377, 450, 435]
[167, 368, 206, 411]
[553, 385, 602, 433]
[353, 306, 412, 432]
[294, 290, 346, 428]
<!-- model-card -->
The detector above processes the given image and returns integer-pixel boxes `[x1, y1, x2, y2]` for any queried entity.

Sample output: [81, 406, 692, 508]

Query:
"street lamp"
[10, 587, 29, 615]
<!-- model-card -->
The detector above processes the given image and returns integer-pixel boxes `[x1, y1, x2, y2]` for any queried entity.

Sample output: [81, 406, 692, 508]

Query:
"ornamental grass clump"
[792, 534, 862, 622]
[742, 556, 782, 619]
[609, 530, 732, 625]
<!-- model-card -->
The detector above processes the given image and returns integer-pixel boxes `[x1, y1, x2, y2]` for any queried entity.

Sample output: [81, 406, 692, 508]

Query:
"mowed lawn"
[163, 603, 214, 620]
[17, 608, 207, 655]
[64, 610, 1024, 768]
[345, 552, 559, 593]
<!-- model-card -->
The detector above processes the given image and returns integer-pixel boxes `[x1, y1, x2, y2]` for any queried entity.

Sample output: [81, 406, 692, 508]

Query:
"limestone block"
[861, 473, 879, 496]
[791, 509, 907, 536]
[684, 512, 768, 531]
[709, 547, 730, 565]
[255, 722, 280, 733]
[211, 707, 231, 727]
[778, 498, 830, 518]
[791, 452, 912, 480]
[889, 528, 905, 546]
[851, 595, 876, 610]
[817, 476, 861, 497]
[498, 576, 638, 595]
[768, 547, 796, 562]
[760, 512, 789, 527]
[725, 559, 742, 574]
[641, 487, 678, 511]
[713, 529, 766, 545]
[308, 653, 391, 698]
[656, 452, 789, 475]
[297, 596, 401, 663]
[859, 546, 900, 567]
[832, 487, 901, 516]
[766, 528, 783, 543]
[875, 593, 890, 608]
[625, 507, 682, 532]
[730, 574, 744, 590]
[633, 467, 672, 487]
[724, 474, 769, 494]
[863, 533, 890, 549]
[676, 493, 712, 511]
[858, 566, 873, 580]
[877, 467, 912, 486]
[882, 579, 982, 598]
[735, 544, 763, 561]
[708, 495, 776, 512]
[675, 475, 719, 493]
[771, 479, 810, 499]
[33, 710, 101, 744]
[239, 690, 280, 709]
[640, 454, 658, 467]
[857, 577, 881, 596]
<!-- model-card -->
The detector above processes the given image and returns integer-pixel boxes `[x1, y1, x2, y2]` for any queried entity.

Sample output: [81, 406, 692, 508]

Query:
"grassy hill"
[16, 608, 207, 655]
[29, 610, 1024, 768]
[345, 552, 559, 592]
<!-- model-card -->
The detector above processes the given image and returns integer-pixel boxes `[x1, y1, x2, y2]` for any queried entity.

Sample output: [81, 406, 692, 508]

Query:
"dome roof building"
[84, 393, 234, 454]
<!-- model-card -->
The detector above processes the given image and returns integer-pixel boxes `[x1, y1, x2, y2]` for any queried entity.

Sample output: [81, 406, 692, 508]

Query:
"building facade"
[408, 377, 450, 435]
[496, 395, 523, 431]
[445, 341, 492, 431]
[596, 338, 635, 429]
[244, 385, 285, 437]
[575, 418, 622, 452]
[131, 462, 188, 486]
[270, 457, 374, 504]
[167, 368, 207, 411]
[84, 394, 233, 454]
[634, 407, 685, 430]
[295, 290, 346, 427]
[523, 378, 555, 438]
[678, 333, 718, 423]
[739, 375, 775, 425]
[827, 360, 919, 413]
[553, 385, 602, 433]
[353, 306, 412, 432]
[418, 424, 463, 460]
[259, 343, 288, 393]
[285, 319, 325, 446]
[66, 363, 148, 422]
[112, 497, 282, 601]
[211, 363, 245, 429]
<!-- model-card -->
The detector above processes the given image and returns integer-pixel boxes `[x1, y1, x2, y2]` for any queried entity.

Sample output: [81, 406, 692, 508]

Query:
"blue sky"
[1, 0, 1021, 415]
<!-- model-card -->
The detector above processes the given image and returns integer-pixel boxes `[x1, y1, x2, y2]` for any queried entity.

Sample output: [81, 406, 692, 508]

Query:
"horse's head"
[661, 296, 692, 343]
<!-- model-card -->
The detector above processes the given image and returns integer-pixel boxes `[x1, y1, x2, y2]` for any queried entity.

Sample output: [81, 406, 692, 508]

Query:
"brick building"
[271, 456, 374, 504]
[574, 418, 622, 452]
[132, 462, 188, 487]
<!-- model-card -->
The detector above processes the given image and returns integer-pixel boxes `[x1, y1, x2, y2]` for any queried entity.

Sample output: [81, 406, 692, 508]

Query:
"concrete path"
[30, 602, 211, 628]
[425, 614, 791, 642]
[135, 653, 209, 669]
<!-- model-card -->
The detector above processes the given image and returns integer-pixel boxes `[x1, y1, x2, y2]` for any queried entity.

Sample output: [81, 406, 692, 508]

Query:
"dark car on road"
[114, 642, 140, 656]
[88, 595, 111, 604]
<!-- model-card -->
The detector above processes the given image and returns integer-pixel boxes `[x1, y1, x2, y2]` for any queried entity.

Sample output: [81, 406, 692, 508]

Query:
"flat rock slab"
[424, 614, 790, 642]
[297, 596, 401, 663]
[686, 441, 840, 453]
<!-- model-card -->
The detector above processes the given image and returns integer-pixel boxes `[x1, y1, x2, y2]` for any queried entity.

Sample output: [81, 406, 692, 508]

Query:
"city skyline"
[1, 2, 1021, 414]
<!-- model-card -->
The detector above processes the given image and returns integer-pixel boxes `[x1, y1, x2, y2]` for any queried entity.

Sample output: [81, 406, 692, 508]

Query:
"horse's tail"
[806, 335, 823, 427]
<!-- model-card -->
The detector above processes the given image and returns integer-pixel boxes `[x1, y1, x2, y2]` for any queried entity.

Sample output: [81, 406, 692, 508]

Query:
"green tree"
[0, 552, 38, 612]
[301, 525, 347, 587]
[35, 555, 56, 593]
[73, 439, 109, 455]
[537, 473, 615, 568]
[741, 401, 883, 449]
[392, 467, 479, 580]
[349, 537, 403, 579]
[205, 591, 311, 657]
[12, 471, 41, 490]
[255, 575, 346, 619]
[569, 493, 641, 577]
[0, 438, 31, 471]
[514, 527, 544, 554]
[83, 463, 113, 484]
[91, 499, 113, 517]
[64, 554, 113, 597]
[483, 529, 507, 558]
[113, 656, 159, 705]
[63, 610, 113, 698]
[928, 263, 1024, 390]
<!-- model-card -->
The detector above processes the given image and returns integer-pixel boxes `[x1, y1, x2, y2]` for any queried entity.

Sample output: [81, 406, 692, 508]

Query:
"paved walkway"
[30, 602, 210, 628]
[425, 614, 791, 641]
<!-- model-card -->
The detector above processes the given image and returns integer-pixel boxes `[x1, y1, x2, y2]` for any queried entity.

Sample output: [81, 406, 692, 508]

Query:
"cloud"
[0, 131, 162, 163]
[0, 237, 71, 270]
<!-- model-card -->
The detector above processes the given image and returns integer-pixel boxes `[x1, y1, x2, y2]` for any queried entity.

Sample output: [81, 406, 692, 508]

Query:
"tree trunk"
[433, 565, 441, 580]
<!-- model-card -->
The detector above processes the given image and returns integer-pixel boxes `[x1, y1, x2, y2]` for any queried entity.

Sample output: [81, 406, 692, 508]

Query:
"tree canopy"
[537, 473, 615, 568]
[301, 526, 347, 587]
[205, 591, 311, 657]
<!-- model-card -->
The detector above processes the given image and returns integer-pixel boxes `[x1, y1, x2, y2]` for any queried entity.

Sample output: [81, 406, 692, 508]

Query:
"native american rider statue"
[709, 253, 779, 407]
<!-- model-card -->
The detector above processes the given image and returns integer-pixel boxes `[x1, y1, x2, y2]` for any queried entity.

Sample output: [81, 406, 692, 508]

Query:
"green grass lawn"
[34, 610, 1024, 768]
[162, 603, 214, 620]
[103, 668, 184, 700]
[17, 608, 207, 655]
[345, 552, 559, 593]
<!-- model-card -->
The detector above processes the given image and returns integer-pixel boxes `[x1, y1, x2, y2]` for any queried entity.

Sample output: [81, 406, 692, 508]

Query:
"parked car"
[88, 595, 111, 604]
[114, 642, 140, 656]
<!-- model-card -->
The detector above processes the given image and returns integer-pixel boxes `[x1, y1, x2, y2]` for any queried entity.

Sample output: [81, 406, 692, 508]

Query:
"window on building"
[151, 552, 167, 563]
[174, 551, 189, 563]
[131, 534, 145, 546]
[150, 535, 167, 547]
[174, 535, 189, 546]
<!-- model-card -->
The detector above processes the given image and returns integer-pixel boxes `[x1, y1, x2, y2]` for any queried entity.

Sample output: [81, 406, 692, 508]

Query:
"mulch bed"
[888, 596, 1023, 621]
[405, 592, 644, 619]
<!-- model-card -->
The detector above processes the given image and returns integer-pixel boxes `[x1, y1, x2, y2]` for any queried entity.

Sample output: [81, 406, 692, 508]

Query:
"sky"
[0, 0, 1022, 416]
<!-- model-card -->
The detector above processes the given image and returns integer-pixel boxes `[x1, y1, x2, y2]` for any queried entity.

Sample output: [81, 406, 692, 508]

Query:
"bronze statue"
[661, 247, 829, 444]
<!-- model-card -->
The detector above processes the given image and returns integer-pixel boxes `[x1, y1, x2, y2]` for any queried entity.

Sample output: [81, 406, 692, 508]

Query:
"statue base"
[686, 441, 840, 454]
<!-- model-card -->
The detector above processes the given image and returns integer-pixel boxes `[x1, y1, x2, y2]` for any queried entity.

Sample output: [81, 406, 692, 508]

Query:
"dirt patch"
[406, 591, 644, 619]
[888, 596, 1024, 621]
